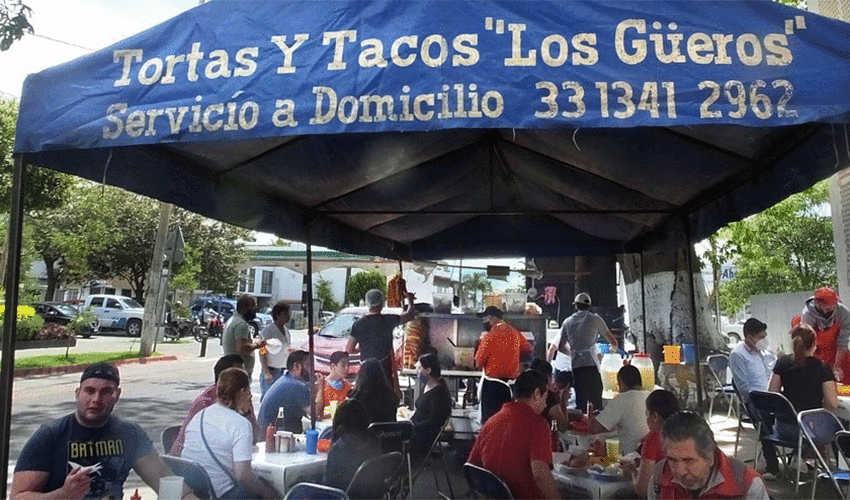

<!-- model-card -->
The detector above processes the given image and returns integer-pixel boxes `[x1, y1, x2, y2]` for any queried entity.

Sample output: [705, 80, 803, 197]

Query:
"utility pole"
[141, 202, 172, 356]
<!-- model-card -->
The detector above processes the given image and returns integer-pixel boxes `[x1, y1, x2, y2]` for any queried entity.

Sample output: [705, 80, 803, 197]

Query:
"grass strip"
[14, 351, 161, 369]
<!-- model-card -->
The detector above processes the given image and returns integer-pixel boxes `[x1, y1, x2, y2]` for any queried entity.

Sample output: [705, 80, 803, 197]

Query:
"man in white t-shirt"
[259, 301, 291, 399]
[587, 364, 650, 455]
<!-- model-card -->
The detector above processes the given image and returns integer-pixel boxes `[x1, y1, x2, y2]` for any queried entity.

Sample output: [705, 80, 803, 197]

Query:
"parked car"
[82, 295, 144, 336]
[298, 306, 405, 376]
[33, 302, 100, 338]
[722, 320, 744, 344]
[189, 296, 272, 338]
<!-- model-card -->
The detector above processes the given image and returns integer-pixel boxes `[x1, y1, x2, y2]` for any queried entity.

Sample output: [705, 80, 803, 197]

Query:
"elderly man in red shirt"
[474, 306, 533, 424]
[468, 370, 560, 500]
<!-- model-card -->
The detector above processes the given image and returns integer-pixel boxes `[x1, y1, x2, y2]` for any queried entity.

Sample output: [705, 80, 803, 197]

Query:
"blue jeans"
[260, 367, 285, 400]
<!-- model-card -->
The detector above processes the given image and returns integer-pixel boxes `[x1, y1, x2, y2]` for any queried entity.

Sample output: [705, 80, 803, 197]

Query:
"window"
[261, 270, 273, 294]
[90, 297, 104, 307]
[105, 287, 116, 295]
[121, 289, 132, 297]
[106, 298, 121, 308]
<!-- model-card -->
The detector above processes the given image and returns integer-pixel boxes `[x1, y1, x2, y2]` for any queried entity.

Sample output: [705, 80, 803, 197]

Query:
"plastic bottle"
[550, 421, 562, 452]
[630, 352, 655, 391]
[265, 423, 275, 453]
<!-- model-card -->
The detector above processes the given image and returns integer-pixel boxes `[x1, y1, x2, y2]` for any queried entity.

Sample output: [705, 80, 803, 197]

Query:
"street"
[6, 331, 309, 498]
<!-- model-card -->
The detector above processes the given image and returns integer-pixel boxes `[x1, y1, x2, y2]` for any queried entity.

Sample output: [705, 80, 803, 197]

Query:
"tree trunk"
[619, 249, 727, 366]
[43, 255, 57, 302]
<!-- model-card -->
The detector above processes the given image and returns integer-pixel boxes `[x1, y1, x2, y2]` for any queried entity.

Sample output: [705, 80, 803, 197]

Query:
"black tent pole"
[640, 252, 646, 352]
[0, 154, 28, 500]
[306, 242, 315, 429]
[683, 216, 703, 411]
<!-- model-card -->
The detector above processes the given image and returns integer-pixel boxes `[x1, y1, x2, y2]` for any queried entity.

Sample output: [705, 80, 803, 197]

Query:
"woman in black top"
[410, 353, 452, 456]
[349, 358, 400, 424]
[769, 324, 839, 413]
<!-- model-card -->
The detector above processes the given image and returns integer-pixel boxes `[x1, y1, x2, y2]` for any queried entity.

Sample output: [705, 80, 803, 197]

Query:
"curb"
[13, 355, 178, 378]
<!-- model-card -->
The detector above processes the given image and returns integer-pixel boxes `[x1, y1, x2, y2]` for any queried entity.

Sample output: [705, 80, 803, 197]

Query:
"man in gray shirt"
[222, 294, 265, 380]
[558, 292, 618, 410]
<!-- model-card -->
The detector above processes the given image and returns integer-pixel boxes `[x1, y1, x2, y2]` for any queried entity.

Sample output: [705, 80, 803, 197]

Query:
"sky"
[0, 0, 201, 97]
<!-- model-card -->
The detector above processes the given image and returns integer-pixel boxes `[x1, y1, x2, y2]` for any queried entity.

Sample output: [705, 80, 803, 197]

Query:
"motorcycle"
[203, 308, 224, 339]
[165, 316, 204, 342]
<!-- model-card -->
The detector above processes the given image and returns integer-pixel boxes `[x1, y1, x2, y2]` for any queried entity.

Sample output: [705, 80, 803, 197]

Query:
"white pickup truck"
[83, 294, 145, 336]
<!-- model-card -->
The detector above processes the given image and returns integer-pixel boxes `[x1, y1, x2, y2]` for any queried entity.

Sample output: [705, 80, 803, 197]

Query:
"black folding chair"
[731, 381, 756, 457]
[369, 421, 414, 499]
[411, 416, 455, 500]
[833, 431, 850, 500]
[798, 408, 849, 499]
[463, 463, 513, 500]
[161, 424, 182, 454]
[284, 482, 349, 500]
[161, 455, 217, 500]
[346, 451, 403, 500]
[748, 390, 799, 480]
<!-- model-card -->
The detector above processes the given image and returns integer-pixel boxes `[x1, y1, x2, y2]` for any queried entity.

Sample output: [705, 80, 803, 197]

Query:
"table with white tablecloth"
[553, 468, 635, 500]
[252, 446, 328, 496]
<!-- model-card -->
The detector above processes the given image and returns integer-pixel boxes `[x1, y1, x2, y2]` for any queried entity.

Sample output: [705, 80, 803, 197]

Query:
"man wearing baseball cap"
[347, 287, 416, 394]
[801, 286, 850, 382]
[475, 305, 533, 424]
[558, 292, 618, 411]
[12, 363, 197, 500]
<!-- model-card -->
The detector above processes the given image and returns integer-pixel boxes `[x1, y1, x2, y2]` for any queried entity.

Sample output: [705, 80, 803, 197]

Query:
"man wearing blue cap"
[11, 363, 197, 500]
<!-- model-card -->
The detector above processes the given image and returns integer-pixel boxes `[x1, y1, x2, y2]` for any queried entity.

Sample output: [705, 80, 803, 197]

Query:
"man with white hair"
[347, 288, 416, 392]
[559, 292, 618, 411]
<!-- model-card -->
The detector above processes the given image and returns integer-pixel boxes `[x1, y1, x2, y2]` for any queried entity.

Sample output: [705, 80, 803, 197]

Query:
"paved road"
[5, 331, 298, 499]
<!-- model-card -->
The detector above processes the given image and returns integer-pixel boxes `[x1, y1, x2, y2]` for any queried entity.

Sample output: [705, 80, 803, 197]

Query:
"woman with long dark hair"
[349, 358, 400, 424]
[769, 324, 839, 413]
[410, 353, 452, 456]
[324, 398, 383, 490]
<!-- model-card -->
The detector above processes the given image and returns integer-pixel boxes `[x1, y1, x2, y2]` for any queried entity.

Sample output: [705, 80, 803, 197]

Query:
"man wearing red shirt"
[468, 370, 559, 500]
[475, 306, 533, 424]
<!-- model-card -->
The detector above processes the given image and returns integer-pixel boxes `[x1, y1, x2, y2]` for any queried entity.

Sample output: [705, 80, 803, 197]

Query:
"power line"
[29, 33, 94, 52]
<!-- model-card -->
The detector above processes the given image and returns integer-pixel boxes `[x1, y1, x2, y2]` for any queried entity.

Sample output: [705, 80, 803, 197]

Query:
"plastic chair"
[463, 463, 514, 500]
[706, 354, 737, 419]
[161, 424, 181, 454]
[797, 408, 849, 499]
[369, 421, 414, 498]
[319, 426, 333, 440]
[346, 451, 403, 500]
[161, 455, 217, 500]
[748, 390, 799, 479]
[284, 482, 350, 500]
[411, 416, 455, 500]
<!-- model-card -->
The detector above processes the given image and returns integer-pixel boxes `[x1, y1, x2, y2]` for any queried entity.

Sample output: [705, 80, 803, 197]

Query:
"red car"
[299, 306, 405, 377]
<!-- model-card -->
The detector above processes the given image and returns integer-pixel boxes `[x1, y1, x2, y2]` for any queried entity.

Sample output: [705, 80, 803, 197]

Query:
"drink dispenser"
[630, 352, 655, 391]
[600, 352, 624, 393]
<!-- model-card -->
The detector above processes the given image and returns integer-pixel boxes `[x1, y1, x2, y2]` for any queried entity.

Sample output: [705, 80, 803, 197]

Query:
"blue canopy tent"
[3, 1, 850, 493]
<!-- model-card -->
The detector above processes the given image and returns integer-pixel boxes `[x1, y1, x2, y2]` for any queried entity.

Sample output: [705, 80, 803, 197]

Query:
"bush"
[36, 322, 73, 340]
[0, 305, 44, 341]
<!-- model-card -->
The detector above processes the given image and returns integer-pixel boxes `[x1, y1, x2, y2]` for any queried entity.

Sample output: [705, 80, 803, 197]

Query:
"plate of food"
[587, 464, 625, 482]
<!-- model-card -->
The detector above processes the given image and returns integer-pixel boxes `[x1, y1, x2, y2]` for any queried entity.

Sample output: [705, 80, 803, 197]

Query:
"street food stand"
[4, 1, 850, 496]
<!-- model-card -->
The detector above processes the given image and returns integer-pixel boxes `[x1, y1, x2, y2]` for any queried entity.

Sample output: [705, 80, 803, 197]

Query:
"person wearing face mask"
[729, 317, 778, 479]
[800, 286, 850, 382]
[410, 353, 452, 456]
[221, 294, 266, 381]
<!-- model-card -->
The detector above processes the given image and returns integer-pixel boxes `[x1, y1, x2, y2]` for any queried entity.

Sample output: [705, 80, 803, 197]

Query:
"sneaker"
[762, 472, 778, 481]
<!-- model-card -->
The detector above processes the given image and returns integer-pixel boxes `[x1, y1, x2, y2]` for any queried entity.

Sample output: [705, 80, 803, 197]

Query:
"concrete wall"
[750, 290, 812, 353]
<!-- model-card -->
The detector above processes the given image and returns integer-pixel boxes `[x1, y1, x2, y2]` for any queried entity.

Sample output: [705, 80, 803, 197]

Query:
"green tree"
[0, 1, 32, 51]
[346, 270, 386, 306]
[175, 210, 253, 294]
[462, 272, 493, 308]
[316, 278, 339, 313]
[718, 181, 834, 315]
[170, 244, 201, 295]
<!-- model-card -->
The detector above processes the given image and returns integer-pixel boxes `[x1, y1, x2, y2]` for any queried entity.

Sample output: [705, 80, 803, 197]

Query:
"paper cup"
[159, 476, 183, 500]
[605, 439, 620, 459]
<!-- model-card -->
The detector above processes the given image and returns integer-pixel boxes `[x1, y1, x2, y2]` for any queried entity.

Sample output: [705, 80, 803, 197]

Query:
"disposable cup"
[159, 476, 183, 500]
[605, 439, 620, 459]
